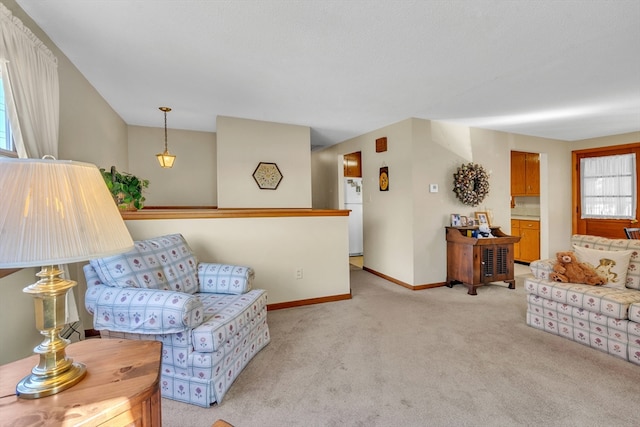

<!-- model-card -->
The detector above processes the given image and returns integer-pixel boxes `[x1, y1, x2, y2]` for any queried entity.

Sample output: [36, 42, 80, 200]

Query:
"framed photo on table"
[475, 211, 490, 226]
[450, 214, 462, 227]
[460, 216, 468, 226]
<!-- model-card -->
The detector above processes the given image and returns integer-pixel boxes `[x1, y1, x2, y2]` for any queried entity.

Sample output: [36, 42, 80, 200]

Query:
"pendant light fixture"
[156, 106, 176, 168]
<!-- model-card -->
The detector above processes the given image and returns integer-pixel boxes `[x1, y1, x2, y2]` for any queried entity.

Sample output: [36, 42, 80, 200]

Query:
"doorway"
[343, 151, 363, 269]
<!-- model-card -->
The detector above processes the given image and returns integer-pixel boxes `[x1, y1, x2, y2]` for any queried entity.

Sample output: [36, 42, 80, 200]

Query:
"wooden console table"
[0, 339, 162, 426]
[445, 226, 520, 295]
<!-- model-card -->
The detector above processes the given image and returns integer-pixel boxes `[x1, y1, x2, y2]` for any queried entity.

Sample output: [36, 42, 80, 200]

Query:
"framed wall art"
[379, 166, 389, 191]
[252, 162, 283, 190]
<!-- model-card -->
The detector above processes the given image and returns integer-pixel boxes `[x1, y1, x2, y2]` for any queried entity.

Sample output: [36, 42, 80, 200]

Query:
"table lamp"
[0, 157, 134, 398]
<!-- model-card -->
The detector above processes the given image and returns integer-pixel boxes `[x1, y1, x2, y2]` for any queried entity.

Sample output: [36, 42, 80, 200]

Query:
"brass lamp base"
[17, 361, 86, 399]
[17, 266, 87, 399]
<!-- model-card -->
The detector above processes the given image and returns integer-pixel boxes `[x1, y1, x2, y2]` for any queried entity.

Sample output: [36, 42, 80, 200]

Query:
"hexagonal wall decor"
[252, 162, 283, 190]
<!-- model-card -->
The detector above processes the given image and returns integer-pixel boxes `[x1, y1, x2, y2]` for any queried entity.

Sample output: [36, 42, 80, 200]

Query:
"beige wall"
[571, 132, 640, 151]
[57, 59, 128, 168]
[216, 116, 312, 208]
[0, 268, 42, 364]
[360, 119, 415, 284]
[124, 216, 350, 305]
[127, 125, 217, 207]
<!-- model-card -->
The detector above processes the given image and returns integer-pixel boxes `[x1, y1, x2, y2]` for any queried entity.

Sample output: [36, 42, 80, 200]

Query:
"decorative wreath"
[452, 162, 490, 207]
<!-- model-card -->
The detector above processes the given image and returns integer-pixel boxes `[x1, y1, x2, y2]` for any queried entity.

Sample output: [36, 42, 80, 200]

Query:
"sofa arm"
[85, 284, 204, 334]
[197, 263, 254, 294]
[529, 258, 556, 280]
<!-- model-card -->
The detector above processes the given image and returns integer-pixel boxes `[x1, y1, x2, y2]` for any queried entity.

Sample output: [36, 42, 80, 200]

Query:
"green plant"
[99, 166, 149, 210]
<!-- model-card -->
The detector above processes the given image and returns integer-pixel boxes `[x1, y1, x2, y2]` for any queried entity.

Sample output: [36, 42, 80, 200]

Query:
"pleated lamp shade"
[0, 158, 134, 268]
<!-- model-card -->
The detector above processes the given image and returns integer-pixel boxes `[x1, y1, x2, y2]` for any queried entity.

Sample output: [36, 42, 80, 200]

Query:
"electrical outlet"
[295, 268, 303, 279]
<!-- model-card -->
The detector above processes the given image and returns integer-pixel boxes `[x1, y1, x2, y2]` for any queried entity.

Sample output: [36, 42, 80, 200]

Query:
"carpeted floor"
[162, 266, 640, 427]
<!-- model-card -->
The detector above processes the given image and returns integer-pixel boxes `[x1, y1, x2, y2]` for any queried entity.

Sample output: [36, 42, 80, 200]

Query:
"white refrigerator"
[344, 178, 363, 256]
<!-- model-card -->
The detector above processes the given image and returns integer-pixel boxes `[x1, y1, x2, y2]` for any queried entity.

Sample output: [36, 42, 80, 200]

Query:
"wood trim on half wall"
[363, 266, 445, 291]
[0, 269, 21, 279]
[267, 293, 352, 310]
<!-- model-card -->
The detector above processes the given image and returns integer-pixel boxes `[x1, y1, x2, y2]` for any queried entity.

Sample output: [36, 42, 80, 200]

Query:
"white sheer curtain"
[581, 153, 636, 219]
[0, 3, 59, 159]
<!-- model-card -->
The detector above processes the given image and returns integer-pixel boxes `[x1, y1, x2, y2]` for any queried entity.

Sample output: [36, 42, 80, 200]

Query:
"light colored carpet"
[162, 266, 640, 427]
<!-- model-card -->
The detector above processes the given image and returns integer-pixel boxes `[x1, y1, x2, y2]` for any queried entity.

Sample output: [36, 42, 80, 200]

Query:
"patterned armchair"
[84, 233, 270, 407]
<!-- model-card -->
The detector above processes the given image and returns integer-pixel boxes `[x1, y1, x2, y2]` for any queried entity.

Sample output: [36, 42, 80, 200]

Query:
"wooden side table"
[0, 339, 162, 426]
[445, 226, 521, 295]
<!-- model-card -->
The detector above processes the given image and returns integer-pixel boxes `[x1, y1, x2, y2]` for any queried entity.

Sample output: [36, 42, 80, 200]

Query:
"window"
[580, 153, 636, 219]
[0, 76, 16, 157]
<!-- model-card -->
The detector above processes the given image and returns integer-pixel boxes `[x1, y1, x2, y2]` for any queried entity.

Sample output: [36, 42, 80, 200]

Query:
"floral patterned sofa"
[84, 233, 270, 407]
[525, 235, 640, 364]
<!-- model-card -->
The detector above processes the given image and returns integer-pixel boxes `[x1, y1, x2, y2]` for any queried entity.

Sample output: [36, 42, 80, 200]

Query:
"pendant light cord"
[164, 109, 168, 151]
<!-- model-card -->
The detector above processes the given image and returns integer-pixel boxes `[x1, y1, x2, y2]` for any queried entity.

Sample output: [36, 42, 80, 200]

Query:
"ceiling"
[15, 0, 640, 149]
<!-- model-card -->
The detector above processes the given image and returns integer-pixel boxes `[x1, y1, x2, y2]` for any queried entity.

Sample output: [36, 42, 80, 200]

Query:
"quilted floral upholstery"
[198, 262, 253, 294]
[525, 234, 640, 364]
[90, 233, 200, 293]
[84, 233, 270, 407]
[525, 278, 640, 320]
[84, 279, 204, 334]
[98, 290, 270, 407]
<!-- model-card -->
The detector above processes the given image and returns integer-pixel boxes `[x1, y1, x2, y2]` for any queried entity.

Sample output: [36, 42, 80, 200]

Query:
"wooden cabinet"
[445, 227, 520, 295]
[343, 151, 362, 177]
[511, 151, 540, 196]
[511, 219, 540, 263]
[0, 339, 162, 426]
[511, 219, 521, 260]
[519, 219, 540, 262]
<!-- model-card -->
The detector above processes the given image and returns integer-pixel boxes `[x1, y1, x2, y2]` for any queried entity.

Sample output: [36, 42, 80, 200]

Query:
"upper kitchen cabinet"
[344, 151, 362, 178]
[511, 151, 540, 196]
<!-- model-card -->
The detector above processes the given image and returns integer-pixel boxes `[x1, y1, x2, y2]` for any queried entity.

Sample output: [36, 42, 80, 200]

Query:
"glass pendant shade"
[157, 150, 176, 168]
[157, 106, 175, 168]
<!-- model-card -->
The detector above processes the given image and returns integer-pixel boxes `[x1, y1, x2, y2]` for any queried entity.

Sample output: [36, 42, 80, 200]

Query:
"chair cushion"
[90, 233, 199, 294]
[198, 263, 254, 295]
[525, 277, 640, 319]
[192, 289, 268, 352]
[572, 245, 633, 289]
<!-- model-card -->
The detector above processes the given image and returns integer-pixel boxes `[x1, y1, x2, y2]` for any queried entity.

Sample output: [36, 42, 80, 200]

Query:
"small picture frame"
[467, 218, 476, 227]
[450, 214, 461, 227]
[475, 212, 490, 226]
[460, 216, 468, 227]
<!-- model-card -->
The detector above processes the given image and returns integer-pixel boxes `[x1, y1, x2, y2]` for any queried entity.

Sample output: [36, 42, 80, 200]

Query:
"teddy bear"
[549, 251, 606, 286]
[477, 223, 493, 238]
